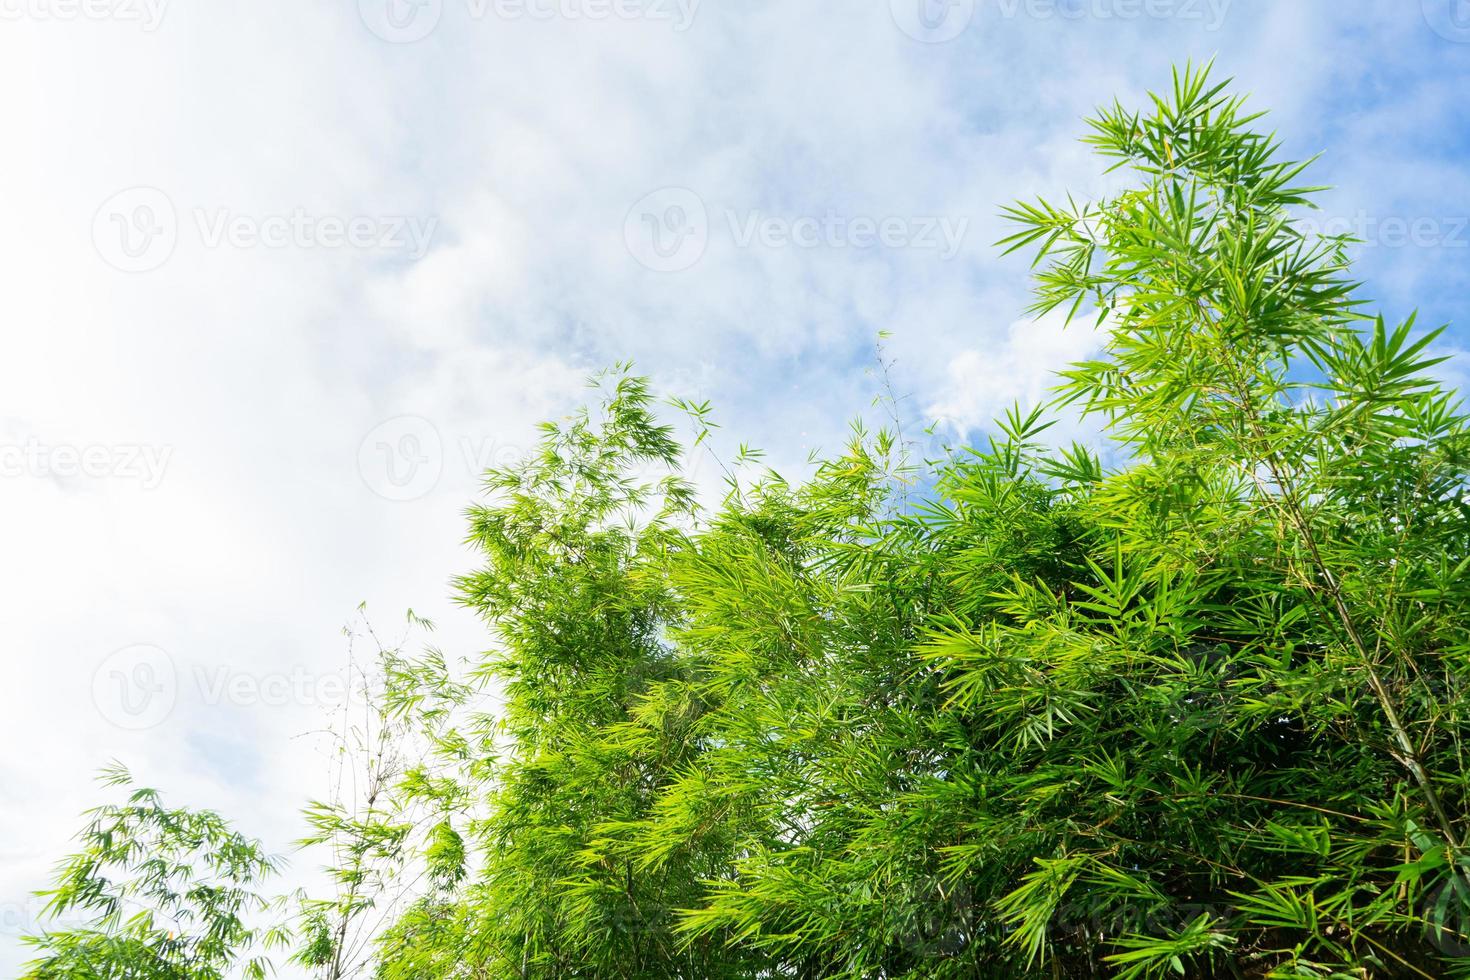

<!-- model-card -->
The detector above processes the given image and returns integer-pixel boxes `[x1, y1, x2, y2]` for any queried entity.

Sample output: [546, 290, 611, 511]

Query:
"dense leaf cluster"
[27, 66, 1470, 978]
[23, 765, 285, 979]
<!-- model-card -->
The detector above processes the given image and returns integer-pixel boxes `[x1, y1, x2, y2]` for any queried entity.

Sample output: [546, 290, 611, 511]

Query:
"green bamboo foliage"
[22, 766, 287, 979]
[27, 65, 1470, 978]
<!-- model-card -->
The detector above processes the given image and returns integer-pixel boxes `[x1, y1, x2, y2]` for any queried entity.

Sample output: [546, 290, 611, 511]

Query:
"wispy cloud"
[2, 2, 1468, 973]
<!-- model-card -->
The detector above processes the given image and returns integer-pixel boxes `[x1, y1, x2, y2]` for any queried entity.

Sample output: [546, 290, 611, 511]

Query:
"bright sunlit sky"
[3, 1, 1469, 972]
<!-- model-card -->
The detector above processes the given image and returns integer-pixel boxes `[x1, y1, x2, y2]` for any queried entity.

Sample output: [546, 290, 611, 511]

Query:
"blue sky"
[2, 1, 1469, 973]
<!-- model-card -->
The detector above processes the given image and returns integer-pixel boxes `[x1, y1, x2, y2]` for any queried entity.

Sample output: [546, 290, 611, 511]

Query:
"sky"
[2, 1, 1469, 973]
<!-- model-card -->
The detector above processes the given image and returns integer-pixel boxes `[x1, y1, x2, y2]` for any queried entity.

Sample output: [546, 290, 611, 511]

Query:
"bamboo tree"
[30, 65, 1470, 979]
[23, 766, 286, 979]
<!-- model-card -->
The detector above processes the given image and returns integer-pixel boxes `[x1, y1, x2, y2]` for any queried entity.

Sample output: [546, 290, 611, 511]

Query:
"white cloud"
[1, 2, 1468, 975]
[926, 313, 1106, 437]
